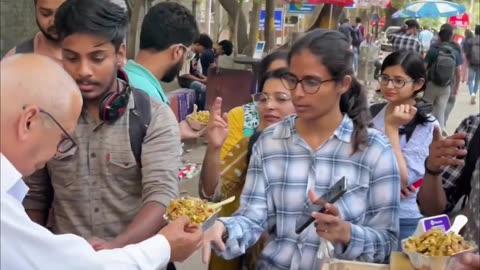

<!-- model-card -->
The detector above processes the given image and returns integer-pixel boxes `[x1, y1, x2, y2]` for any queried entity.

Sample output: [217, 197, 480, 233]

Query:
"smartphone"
[295, 177, 347, 234]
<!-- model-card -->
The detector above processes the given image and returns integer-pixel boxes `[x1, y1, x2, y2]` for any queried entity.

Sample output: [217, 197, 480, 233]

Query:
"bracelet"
[424, 158, 443, 176]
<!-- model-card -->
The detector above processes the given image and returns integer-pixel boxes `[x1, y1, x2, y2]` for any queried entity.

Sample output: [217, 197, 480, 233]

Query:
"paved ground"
[175, 83, 480, 270]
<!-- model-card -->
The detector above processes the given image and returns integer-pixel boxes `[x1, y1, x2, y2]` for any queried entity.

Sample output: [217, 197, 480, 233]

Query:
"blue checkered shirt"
[218, 114, 400, 270]
[390, 33, 423, 53]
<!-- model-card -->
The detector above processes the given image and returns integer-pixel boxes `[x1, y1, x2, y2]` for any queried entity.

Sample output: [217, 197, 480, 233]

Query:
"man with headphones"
[23, 1, 186, 267]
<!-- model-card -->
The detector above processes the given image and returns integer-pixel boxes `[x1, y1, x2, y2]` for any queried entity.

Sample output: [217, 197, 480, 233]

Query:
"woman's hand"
[206, 97, 229, 149]
[308, 190, 351, 245]
[385, 104, 417, 130]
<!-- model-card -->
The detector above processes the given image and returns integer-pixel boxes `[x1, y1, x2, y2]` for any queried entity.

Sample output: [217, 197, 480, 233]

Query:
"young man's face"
[35, 0, 65, 42]
[214, 44, 224, 55]
[61, 33, 126, 101]
[192, 43, 206, 54]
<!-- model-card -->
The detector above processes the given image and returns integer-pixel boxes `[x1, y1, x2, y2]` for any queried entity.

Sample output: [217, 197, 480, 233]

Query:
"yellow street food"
[166, 198, 216, 225]
[404, 229, 472, 256]
[187, 105, 210, 125]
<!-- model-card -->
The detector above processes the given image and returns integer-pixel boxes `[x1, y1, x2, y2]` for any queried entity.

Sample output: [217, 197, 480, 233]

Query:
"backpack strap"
[15, 38, 35, 54]
[369, 102, 387, 118]
[458, 123, 480, 209]
[370, 102, 418, 142]
[129, 87, 152, 165]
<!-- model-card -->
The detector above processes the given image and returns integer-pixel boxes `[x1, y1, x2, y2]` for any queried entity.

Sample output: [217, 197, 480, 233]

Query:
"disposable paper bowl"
[401, 239, 478, 270]
[164, 197, 220, 231]
[186, 117, 207, 131]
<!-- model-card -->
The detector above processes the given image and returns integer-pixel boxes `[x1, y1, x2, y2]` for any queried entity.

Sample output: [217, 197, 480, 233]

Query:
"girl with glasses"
[200, 68, 294, 270]
[373, 50, 438, 249]
[202, 30, 401, 269]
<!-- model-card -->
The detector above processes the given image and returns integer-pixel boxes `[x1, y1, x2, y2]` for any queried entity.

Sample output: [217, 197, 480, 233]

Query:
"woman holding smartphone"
[372, 50, 438, 249]
[202, 30, 401, 269]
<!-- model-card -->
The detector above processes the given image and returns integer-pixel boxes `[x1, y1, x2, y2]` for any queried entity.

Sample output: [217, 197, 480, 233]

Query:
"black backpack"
[370, 102, 417, 142]
[428, 44, 456, 87]
[351, 27, 363, 47]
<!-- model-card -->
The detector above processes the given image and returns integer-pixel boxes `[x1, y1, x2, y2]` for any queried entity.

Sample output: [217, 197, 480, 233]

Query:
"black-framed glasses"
[39, 109, 77, 153]
[280, 72, 335, 94]
[252, 92, 292, 107]
[377, 74, 414, 89]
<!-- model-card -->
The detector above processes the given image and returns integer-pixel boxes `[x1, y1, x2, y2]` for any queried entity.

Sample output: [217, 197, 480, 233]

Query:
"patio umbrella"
[402, 0, 466, 18]
[392, 9, 418, 19]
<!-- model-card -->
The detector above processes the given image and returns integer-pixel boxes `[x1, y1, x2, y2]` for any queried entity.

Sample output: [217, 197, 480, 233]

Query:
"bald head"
[1, 54, 81, 118]
[1, 54, 82, 176]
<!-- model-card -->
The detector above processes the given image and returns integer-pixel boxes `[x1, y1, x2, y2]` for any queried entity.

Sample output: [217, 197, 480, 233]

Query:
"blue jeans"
[190, 81, 206, 110]
[398, 217, 421, 251]
[353, 46, 359, 73]
[467, 65, 480, 95]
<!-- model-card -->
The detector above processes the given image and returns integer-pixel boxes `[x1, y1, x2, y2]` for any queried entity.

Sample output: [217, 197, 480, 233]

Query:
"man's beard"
[36, 17, 59, 42]
[162, 59, 184, 83]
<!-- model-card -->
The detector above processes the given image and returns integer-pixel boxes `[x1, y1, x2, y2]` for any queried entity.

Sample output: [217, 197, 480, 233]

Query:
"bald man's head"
[1, 54, 82, 176]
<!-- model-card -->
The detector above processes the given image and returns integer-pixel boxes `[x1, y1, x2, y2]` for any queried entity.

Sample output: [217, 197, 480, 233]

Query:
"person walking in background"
[419, 26, 434, 56]
[463, 25, 480, 105]
[424, 24, 462, 132]
[358, 34, 379, 86]
[390, 19, 422, 54]
[352, 17, 365, 73]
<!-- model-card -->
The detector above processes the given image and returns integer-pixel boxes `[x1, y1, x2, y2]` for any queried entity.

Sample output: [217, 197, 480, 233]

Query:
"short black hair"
[439, 27, 454, 42]
[405, 19, 420, 29]
[195, 34, 213, 49]
[475, 24, 480, 35]
[355, 17, 361, 23]
[54, 0, 128, 50]
[218, 40, 233, 56]
[140, 2, 199, 51]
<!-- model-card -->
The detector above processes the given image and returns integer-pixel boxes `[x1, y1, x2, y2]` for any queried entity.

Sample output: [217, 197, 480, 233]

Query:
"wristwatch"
[424, 158, 443, 176]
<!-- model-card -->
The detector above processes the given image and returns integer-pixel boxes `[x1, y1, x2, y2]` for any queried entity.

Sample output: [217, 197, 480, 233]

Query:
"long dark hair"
[381, 50, 432, 125]
[258, 50, 289, 80]
[289, 29, 370, 153]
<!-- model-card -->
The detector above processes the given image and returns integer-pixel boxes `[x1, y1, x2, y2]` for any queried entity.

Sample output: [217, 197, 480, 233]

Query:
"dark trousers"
[167, 262, 176, 270]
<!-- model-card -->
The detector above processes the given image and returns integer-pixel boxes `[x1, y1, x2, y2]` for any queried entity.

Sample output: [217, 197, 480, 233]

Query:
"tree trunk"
[307, 4, 344, 31]
[247, 0, 261, 56]
[219, 0, 249, 54]
[264, 0, 276, 52]
[127, 0, 142, 59]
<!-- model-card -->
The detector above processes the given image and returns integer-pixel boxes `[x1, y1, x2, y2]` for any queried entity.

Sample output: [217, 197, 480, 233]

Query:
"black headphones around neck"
[99, 69, 131, 123]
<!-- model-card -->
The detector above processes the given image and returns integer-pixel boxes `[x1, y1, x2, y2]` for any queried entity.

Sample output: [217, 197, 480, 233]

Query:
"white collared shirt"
[0, 153, 171, 270]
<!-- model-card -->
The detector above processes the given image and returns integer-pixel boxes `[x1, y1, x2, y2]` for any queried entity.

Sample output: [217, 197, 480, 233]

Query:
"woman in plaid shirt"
[202, 30, 401, 269]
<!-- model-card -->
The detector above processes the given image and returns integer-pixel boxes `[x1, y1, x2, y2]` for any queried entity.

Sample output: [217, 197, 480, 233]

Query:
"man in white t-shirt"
[0, 54, 202, 270]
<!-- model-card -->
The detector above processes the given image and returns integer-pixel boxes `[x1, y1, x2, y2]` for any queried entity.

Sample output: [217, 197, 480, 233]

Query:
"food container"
[401, 215, 478, 270]
[164, 197, 221, 231]
[186, 117, 207, 131]
[401, 239, 477, 270]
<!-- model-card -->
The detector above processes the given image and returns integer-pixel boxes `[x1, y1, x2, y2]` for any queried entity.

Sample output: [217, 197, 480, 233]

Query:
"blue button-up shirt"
[218, 114, 400, 270]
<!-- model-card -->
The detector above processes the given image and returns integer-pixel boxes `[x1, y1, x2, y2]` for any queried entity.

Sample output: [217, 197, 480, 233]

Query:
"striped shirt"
[218, 114, 400, 270]
[23, 81, 181, 240]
